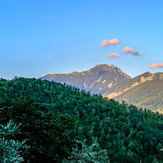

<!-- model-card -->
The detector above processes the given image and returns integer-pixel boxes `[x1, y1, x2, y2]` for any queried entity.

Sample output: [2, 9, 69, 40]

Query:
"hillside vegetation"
[115, 79, 163, 112]
[0, 78, 163, 162]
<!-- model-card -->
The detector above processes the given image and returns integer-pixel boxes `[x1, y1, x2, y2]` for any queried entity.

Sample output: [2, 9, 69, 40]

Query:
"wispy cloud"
[101, 39, 120, 46]
[121, 46, 142, 56]
[149, 63, 163, 69]
[108, 53, 119, 58]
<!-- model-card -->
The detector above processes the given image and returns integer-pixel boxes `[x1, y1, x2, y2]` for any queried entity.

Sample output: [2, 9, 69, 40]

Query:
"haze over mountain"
[41, 64, 163, 113]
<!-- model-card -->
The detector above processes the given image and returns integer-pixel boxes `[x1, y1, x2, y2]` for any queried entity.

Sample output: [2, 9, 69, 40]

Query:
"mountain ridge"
[41, 64, 132, 95]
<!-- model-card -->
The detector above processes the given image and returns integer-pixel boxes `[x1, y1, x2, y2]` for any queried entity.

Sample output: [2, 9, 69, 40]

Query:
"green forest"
[0, 78, 163, 163]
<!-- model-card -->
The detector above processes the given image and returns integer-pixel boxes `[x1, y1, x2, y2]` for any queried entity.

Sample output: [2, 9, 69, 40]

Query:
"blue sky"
[0, 0, 163, 79]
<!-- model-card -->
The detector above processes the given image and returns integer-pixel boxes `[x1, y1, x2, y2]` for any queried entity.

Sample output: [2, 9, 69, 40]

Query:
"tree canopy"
[0, 78, 162, 162]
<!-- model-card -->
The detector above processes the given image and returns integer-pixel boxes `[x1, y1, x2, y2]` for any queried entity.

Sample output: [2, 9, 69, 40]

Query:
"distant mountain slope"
[41, 64, 163, 112]
[41, 64, 131, 95]
[106, 71, 158, 98]
[115, 73, 163, 112]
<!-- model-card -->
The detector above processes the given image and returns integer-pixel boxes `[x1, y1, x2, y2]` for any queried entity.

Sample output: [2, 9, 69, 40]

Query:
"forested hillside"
[0, 78, 163, 162]
[115, 79, 163, 112]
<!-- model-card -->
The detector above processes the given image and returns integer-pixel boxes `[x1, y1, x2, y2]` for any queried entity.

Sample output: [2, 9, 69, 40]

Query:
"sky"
[0, 0, 163, 79]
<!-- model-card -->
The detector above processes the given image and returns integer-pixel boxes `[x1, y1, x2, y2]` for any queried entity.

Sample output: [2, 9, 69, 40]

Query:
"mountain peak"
[90, 64, 110, 72]
[71, 71, 79, 75]
[110, 64, 115, 68]
[92, 64, 119, 71]
[94, 64, 117, 69]
[109, 64, 120, 72]
[94, 64, 110, 69]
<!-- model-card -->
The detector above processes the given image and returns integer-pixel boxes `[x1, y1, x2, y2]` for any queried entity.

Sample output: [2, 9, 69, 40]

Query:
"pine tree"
[63, 138, 109, 163]
[0, 120, 29, 163]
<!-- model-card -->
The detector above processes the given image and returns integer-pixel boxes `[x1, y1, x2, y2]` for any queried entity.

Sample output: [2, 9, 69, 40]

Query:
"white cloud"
[107, 53, 119, 58]
[101, 39, 120, 46]
[121, 46, 142, 56]
[149, 63, 163, 69]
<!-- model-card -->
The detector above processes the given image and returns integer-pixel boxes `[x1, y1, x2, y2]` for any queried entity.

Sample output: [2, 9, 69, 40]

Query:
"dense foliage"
[0, 120, 29, 162]
[0, 78, 163, 162]
[0, 96, 76, 162]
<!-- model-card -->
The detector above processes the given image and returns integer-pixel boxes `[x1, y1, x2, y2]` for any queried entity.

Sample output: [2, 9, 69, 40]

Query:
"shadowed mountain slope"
[41, 64, 131, 95]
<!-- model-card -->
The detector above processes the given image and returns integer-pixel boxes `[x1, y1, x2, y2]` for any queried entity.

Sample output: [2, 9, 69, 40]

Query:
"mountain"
[41, 64, 163, 113]
[41, 64, 131, 95]
[115, 72, 163, 112]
